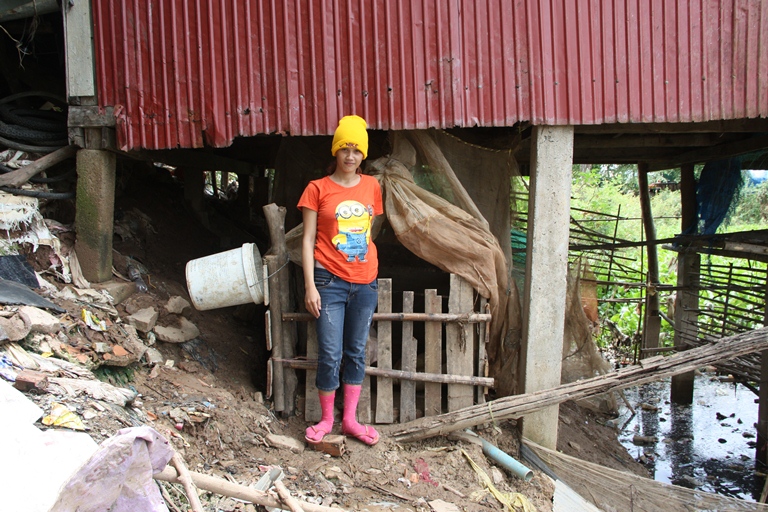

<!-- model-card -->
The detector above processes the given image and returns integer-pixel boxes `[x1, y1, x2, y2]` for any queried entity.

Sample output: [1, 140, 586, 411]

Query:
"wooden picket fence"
[273, 274, 493, 424]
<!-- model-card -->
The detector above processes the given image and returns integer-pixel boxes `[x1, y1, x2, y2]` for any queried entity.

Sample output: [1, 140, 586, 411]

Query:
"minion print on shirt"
[331, 200, 374, 262]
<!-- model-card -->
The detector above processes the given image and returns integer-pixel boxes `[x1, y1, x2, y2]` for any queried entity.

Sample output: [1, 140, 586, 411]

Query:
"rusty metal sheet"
[89, 0, 768, 151]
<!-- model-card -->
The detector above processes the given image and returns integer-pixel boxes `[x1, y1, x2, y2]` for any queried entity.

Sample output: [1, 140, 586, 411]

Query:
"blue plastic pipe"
[480, 438, 534, 482]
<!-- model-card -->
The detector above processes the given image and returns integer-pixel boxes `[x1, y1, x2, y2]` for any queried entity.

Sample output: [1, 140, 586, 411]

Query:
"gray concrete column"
[75, 149, 116, 283]
[520, 125, 574, 449]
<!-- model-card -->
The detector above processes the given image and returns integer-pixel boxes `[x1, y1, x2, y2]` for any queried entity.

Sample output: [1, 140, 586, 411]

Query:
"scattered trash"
[81, 309, 107, 331]
[42, 402, 86, 430]
[461, 448, 536, 512]
[0, 254, 39, 287]
[126, 261, 148, 293]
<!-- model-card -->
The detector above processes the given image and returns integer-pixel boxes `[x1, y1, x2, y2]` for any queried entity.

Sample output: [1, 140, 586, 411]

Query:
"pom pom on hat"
[331, 115, 368, 159]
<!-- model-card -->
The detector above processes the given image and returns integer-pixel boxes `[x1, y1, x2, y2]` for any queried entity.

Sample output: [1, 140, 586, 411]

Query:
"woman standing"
[298, 115, 383, 446]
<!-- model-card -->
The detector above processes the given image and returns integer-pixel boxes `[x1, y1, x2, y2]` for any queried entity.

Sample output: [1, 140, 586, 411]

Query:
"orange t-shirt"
[297, 174, 383, 284]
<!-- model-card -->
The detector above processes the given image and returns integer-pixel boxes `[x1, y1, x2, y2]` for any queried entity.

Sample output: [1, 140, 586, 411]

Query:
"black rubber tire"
[0, 91, 66, 107]
[0, 120, 67, 144]
[0, 104, 66, 133]
[0, 186, 75, 200]
[0, 134, 64, 153]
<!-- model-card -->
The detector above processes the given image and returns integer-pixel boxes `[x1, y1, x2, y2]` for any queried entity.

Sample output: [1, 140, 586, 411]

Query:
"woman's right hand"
[305, 285, 322, 318]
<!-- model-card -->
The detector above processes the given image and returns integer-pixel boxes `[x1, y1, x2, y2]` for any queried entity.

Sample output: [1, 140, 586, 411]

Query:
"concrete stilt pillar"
[74, 149, 116, 283]
[519, 125, 574, 449]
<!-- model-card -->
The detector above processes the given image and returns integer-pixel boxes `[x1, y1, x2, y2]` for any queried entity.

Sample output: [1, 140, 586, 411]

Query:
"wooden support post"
[671, 163, 698, 404]
[400, 291, 416, 422]
[757, 278, 768, 466]
[447, 274, 474, 411]
[476, 298, 488, 404]
[359, 332, 372, 424]
[376, 279, 394, 423]
[638, 162, 661, 353]
[265, 254, 285, 413]
[424, 289, 443, 417]
[263, 204, 298, 416]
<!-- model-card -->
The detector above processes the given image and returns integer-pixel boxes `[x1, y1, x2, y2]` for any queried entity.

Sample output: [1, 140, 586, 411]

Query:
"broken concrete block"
[165, 296, 192, 316]
[265, 433, 304, 454]
[0, 315, 31, 342]
[18, 306, 62, 334]
[126, 307, 158, 333]
[121, 324, 147, 361]
[14, 369, 49, 392]
[91, 280, 136, 305]
[144, 347, 164, 365]
[154, 317, 199, 343]
[93, 343, 111, 354]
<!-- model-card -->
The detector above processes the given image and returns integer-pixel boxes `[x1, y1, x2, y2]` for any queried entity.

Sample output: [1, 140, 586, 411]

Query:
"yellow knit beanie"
[331, 115, 368, 159]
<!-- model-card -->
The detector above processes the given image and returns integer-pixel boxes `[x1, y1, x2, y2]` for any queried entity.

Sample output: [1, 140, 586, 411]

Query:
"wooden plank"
[446, 274, 474, 411]
[476, 297, 488, 405]
[68, 106, 116, 127]
[375, 279, 394, 424]
[391, 327, 768, 443]
[400, 291, 416, 422]
[359, 331, 372, 424]
[64, 0, 96, 97]
[304, 323, 320, 423]
[424, 289, 442, 417]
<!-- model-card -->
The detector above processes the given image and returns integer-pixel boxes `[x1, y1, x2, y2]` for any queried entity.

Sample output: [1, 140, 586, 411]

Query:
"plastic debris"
[81, 309, 107, 331]
[127, 262, 148, 293]
[461, 448, 536, 512]
[42, 402, 86, 431]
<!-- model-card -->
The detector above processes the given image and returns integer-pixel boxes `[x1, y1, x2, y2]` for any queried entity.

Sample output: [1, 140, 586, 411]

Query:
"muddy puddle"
[616, 371, 765, 501]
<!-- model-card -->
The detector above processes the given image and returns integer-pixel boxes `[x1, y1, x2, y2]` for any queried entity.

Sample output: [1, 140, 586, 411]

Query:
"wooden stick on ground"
[0, 144, 77, 187]
[274, 480, 305, 512]
[170, 452, 204, 512]
[389, 327, 768, 443]
[155, 466, 343, 512]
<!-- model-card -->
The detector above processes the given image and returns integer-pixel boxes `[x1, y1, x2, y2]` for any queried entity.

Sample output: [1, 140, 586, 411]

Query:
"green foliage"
[731, 179, 768, 225]
[566, 164, 765, 353]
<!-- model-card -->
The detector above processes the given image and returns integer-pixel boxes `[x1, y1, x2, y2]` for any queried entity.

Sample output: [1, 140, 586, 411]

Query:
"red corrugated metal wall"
[91, 0, 768, 151]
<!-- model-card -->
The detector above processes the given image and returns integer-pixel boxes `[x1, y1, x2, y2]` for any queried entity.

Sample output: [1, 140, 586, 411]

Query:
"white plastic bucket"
[185, 243, 264, 310]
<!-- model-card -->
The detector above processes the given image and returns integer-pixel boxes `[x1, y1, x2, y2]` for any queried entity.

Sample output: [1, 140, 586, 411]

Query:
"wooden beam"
[574, 133, 721, 149]
[68, 106, 116, 127]
[575, 119, 768, 134]
[648, 133, 768, 171]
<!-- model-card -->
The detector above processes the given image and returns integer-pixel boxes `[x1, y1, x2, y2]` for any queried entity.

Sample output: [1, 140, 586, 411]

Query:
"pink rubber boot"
[341, 384, 379, 445]
[305, 391, 335, 444]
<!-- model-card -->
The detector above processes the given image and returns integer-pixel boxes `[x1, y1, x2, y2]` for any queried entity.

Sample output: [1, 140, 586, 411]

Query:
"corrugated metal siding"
[91, 0, 768, 151]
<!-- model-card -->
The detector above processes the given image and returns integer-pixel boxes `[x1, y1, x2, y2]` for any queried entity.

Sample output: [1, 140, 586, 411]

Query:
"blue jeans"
[313, 267, 378, 391]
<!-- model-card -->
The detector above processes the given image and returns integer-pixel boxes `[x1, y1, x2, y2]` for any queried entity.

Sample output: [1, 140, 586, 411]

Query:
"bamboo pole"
[274, 480, 305, 512]
[273, 357, 495, 387]
[282, 311, 491, 323]
[170, 452, 204, 512]
[389, 327, 768, 443]
[155, 467, 342, 512]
